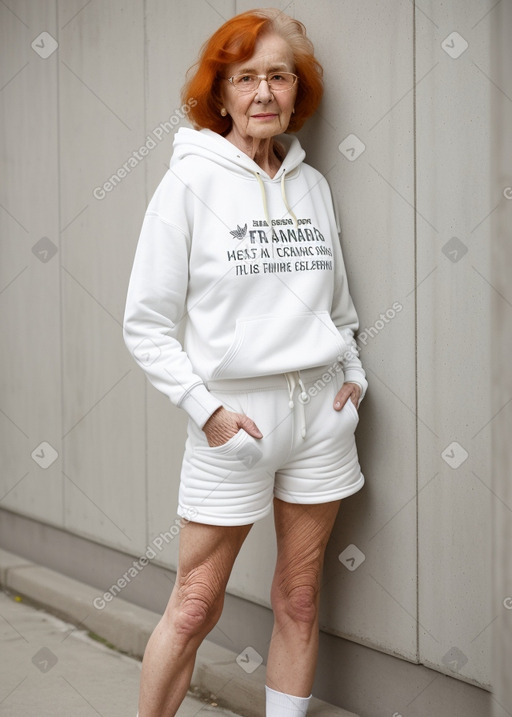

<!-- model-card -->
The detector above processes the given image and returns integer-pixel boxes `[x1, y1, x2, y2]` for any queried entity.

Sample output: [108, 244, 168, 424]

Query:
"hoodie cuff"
[178, 384, 224, 428]
[342, 370, 368, 406]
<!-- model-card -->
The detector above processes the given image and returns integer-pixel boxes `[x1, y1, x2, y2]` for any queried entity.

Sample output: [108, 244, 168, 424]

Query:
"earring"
[220, 107, 227, 117]
[292, 107, 295, 114]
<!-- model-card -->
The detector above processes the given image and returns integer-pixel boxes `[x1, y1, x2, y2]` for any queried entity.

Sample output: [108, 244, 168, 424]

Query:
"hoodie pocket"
[212, 311, 346, 379]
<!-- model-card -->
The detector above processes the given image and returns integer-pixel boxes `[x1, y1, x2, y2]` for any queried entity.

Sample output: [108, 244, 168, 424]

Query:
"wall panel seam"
[413, 0, 420, 665]
[56, 0, 65, 529]
[143, 0, 149, 548]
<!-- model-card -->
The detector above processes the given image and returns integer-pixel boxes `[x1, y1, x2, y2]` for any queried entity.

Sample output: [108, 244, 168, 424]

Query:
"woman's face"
[220, 33, 298, 141]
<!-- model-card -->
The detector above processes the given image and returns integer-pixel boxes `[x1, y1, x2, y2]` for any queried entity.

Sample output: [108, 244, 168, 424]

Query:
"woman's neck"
[225, 131, 283, 178]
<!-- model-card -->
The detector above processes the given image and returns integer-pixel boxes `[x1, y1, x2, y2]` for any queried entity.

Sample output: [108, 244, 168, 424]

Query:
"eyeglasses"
[225, 72, 298, 93]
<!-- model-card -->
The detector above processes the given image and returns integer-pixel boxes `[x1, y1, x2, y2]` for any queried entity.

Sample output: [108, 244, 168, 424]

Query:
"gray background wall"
[0, 1, 509, 716]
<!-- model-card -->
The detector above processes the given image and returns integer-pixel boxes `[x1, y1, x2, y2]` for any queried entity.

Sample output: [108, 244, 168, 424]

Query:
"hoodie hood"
[171, 127, 306, 231]
[170, 127, 306, 182]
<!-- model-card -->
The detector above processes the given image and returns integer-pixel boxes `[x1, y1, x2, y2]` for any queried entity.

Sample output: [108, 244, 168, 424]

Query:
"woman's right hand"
[202, 406, 263, 447]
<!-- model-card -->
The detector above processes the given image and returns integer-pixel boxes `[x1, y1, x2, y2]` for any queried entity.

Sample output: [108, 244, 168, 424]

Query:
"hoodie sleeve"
[327, 182, 368, 404]
[123, 176, 223, 428]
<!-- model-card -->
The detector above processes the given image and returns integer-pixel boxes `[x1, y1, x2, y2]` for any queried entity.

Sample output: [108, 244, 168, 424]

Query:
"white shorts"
[177, 364, 364, 526]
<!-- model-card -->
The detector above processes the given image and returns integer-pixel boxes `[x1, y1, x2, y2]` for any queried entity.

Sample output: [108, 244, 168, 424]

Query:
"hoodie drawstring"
[255, 172, 272, 236]
[285, 371, 308, 439]
[255, 170, 298, 247]
[280, 171, 298, 228]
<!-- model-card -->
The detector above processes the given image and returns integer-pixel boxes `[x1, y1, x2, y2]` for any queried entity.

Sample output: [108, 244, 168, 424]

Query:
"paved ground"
[0, 589, 241, 717]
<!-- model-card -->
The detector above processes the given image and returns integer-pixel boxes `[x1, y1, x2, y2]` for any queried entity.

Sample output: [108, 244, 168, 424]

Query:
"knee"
[172, 564, 225, 639]
[271, 580, 318, 627]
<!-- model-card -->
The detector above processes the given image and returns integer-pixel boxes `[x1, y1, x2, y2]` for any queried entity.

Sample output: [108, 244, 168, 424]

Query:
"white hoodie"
[123, 127, 367, 428]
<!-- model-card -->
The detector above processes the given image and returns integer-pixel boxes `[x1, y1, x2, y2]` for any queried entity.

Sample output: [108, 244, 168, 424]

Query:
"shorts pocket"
[192, 425, 263, 471]
[344, 397, 360, 424]
[197, 427, 250, 454]
[331, 366, 359, 424]
[192, 389, 252, 454]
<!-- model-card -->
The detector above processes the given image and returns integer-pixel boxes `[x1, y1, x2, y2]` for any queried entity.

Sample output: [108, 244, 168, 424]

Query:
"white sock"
[265, 685, 312, 716]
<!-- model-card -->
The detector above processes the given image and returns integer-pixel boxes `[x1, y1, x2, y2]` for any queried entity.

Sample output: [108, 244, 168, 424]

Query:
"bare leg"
[266, 498, 341, 697]
[138, 520, 252, 716]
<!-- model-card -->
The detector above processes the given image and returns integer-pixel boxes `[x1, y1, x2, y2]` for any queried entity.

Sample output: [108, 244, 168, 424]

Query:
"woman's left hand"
[333, 382, 361, 412]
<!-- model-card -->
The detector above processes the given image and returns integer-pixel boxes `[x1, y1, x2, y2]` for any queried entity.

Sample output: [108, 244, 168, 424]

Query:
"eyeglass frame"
[224, 72, 299, 93]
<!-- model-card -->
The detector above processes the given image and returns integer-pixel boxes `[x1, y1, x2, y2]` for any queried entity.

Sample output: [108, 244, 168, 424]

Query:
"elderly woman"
[124, 8, 367, 717]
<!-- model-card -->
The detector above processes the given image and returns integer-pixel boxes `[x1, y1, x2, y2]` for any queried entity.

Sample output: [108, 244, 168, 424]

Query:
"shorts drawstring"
[285, 371, 308, 439]
[254, 170, 299, 255]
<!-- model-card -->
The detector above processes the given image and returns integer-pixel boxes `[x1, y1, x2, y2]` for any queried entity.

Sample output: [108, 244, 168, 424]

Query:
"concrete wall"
[0, 0, 504, 713]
